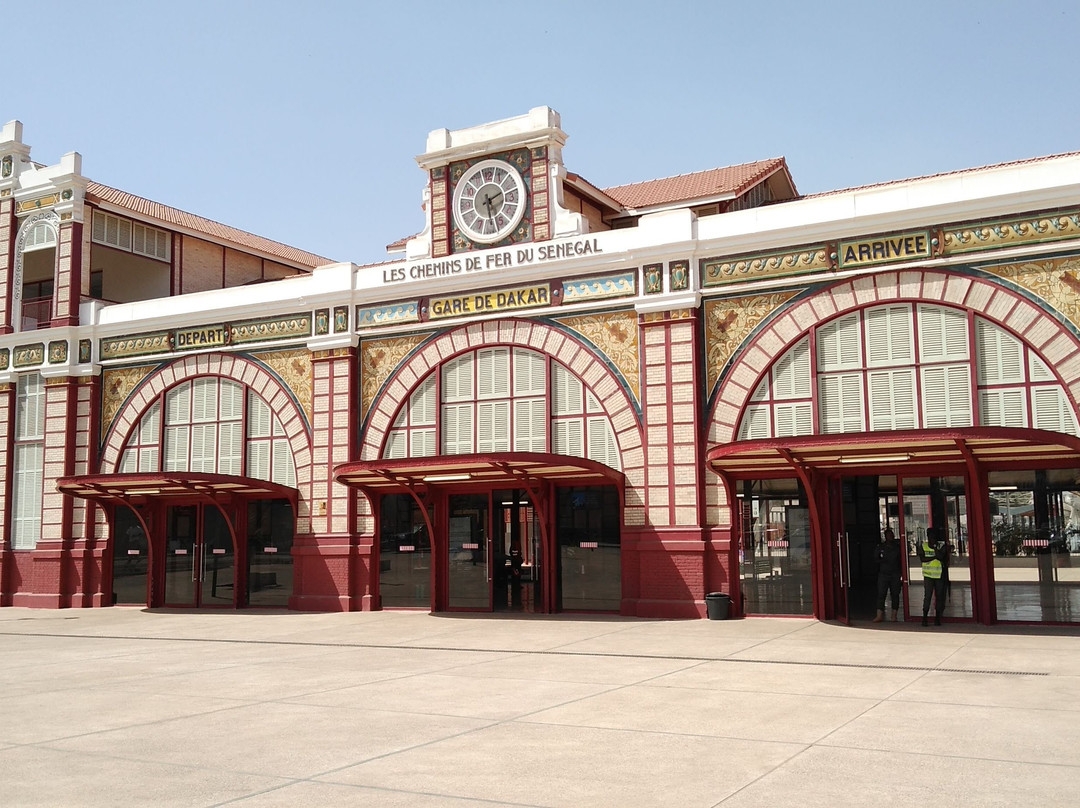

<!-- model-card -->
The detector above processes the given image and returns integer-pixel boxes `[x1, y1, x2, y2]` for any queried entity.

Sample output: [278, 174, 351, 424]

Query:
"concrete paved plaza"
[1, 608, 1079, 807]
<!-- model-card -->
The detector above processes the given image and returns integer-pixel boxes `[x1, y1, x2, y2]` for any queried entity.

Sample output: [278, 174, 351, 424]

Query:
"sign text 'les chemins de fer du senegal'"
[382, 237, 603, 284]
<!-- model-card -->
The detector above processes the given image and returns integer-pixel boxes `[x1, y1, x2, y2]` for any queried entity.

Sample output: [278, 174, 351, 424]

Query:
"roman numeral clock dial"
[451, 158, 527, 244]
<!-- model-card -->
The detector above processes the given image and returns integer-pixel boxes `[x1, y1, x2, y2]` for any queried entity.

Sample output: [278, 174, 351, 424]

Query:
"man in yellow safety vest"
[917, 526, 950, 626]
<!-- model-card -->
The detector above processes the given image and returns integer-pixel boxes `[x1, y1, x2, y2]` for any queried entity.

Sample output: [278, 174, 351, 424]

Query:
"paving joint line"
[0, 630, 1047, 676]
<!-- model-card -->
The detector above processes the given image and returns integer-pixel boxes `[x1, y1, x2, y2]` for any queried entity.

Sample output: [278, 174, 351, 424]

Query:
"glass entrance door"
[492, 489, 540, 613]
[164, 505, 236, 607]
[447, 493, 491, 610]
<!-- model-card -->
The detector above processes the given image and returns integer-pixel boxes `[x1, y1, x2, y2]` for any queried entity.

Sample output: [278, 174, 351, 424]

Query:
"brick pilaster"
[293, 347, 359, 610]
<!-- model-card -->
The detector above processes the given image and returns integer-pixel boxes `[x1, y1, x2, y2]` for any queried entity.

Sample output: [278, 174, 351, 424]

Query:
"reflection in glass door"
[493, 489, 540, 613]
[902, 476, 972, 620]
[113, 506, 150, 605]
[447, 493, 490, 610]
[737, 479, 813, 616]
[164, 505, 236, 607]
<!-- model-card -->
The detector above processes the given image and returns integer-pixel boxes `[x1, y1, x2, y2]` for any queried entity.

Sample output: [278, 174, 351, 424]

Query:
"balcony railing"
[20, 297, 52, 330]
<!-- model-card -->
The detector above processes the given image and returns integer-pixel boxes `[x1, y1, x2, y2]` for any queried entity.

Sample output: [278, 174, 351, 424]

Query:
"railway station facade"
[2, 108, 1079, 624]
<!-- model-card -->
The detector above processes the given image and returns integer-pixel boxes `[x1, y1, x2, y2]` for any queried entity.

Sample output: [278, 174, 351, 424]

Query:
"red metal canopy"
[56, 472, 298, 506]
[334, 452, 624, 493]
[706, 427, 1080, 478]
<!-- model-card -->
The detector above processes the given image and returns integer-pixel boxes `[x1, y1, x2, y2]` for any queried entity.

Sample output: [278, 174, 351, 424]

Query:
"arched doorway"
[708, 274, 1080, 624]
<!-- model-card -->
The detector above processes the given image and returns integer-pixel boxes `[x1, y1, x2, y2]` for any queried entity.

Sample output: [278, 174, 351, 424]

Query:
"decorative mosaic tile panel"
[360, 333, 429, 419]
[102, 365, 155, 431]
[705, 292, 799, 393]
[555, 310, 640, 403]
[252, 348, 314, 426]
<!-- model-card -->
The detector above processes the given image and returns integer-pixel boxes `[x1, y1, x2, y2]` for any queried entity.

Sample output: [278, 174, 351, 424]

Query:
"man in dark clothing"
[873, 527, 903, 622]
[917, 526, 950, 626]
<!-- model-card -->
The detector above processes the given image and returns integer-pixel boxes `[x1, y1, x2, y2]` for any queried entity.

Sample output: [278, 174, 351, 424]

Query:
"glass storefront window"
[556, 486, 621, 612]
[379, 494, 432, 608]
[112, 506, 149, 605]
[247, 499, 294, 607]
[738, 478, 813, 615]
[989, 469, 1080, 622]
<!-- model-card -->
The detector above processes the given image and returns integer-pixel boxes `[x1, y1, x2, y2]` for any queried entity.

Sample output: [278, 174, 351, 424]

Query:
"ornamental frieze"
[562, 271, 636, 303]
[101, 332, 172, 360]
[943, 211, 1080, 255]
[356, 302, 419, 328]
[555, 310, 640, 403]
[705, 292, 799, 394]
[703, 247, 829, 287]
[230, 314, 311, 344]
[360, 333, 428, 420]
[16, 193, 60, 214]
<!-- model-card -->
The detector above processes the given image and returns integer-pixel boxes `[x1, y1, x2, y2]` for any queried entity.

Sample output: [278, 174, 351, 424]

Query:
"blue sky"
[9, 1, 1078, 266]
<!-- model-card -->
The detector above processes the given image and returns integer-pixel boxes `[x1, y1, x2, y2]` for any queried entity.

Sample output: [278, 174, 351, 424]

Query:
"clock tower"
[407, 106, 585, 260]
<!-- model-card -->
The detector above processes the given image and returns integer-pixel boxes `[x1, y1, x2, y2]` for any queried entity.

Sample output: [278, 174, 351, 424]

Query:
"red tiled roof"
[85, 181, 332, 269]
[601, 158, 787, 210]
[804, 150, 1080, 199]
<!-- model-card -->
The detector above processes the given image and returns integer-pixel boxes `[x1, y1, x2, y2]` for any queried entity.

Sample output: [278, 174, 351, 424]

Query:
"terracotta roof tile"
[85, 181, 332, 269]
[601, 158, 787, 210]
[804, 150, 1080, 199]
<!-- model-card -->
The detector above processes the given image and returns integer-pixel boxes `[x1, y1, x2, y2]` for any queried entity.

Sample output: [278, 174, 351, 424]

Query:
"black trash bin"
[705, 592, 731, 620]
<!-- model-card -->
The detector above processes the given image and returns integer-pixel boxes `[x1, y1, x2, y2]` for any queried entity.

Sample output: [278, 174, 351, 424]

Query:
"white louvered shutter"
[477, 401, 510, 452]
[12, 443, 43, 549]
[865, 305, 914, 366]
[442, 356, 473, 401]
[774, 402, 812, 437]
[818, 373, 864, 433]
[919, 305, 968, 362]
[442, 403, 473, 454]
[411, 429, 436, 457]
[514, 349, 546, 396]
[553, 419, 584, 456]
[817, 314, 861, 370]
[410, 376, 436, 425]
[514, 398, 546, 451]
[138, 401, 161, 471]
[552, 363, 583, 415]
[739, 405, 772, 440]
[477, 348, 509, 398]
[587, 417, 620, 470]
[921, 365, 972, 428]
[868, 369, 916, 430]
[384, 431, 406, 460]
[975, 319, 1023, 385]
[772, 338, 811, 398]
[271, 435, 296, 487]
[1032, 386, 1079, 435]
[1029, 354, 1055, 382]
[119, 450, 138, 474]
[979, 389, 1026, 428]
[750, 377, 769, 402]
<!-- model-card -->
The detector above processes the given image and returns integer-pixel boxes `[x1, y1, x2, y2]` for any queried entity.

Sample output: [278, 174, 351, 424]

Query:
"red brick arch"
[359, 318, 645, 485]
[708, 268, 1080, 445]
[99, 353, 312, 490]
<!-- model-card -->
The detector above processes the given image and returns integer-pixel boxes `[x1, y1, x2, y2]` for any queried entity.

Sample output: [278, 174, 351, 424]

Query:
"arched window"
[385, 346, 620, 470]
[738, 303, 1079, 439]
[119, 378, 296, 487]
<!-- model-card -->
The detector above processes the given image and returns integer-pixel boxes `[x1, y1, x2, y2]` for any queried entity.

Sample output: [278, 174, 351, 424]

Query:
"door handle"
[836, 532, 845, 588]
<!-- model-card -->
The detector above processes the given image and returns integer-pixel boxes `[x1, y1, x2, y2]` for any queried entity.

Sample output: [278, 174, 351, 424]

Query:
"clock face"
[452, 159, 527, 244]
